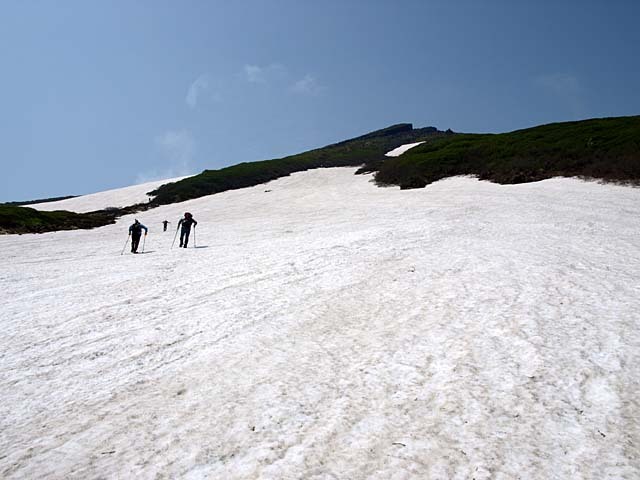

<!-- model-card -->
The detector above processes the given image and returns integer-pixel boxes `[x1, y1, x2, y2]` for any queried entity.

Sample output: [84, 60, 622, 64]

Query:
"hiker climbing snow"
[128, 219, 148, 253]
[177, 212, 197, 248]
[162, 220, 170, 232]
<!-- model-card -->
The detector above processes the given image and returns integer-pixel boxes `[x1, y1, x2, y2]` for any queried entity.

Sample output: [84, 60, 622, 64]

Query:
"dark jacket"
[178, 217, 197, 231]
[129, 222, 148, 235]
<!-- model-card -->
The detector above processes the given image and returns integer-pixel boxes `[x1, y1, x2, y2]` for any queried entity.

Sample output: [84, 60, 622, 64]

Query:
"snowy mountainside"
[30, 175, 190, 213]
[1, 162, 640, 478]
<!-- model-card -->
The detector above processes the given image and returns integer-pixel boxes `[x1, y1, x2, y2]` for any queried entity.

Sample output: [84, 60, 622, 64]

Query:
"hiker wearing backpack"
[128, 219, 148, 254]
[162, 220, 170, 232]
[178, 212, 197, 248]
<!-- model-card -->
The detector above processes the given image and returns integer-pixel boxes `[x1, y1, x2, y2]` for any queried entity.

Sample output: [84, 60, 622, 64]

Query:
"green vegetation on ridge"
[375, 116, 640, 188]
[0, 205, 116, 234]
[1, 195, 78, 206]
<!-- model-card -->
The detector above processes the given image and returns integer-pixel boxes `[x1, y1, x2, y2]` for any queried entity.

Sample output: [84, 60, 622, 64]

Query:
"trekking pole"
[171, 225, 180, 249]
[142, 234, 147, 253]
[120, 235, 130, 255]
[193, 226, 196, 248]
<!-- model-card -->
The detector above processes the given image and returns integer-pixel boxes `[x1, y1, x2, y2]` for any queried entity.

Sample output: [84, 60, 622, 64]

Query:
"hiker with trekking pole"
[127, 219, 148, 254]
[173, 212, 197, 248]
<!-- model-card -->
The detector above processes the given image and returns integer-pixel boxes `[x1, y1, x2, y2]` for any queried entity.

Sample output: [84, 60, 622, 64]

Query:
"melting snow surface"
[30, 176, 190, 213]
[2, 168, 640, 479]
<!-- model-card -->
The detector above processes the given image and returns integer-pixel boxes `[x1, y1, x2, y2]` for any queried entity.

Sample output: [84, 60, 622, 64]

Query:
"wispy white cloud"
[536, 73, 582, 97]
[135, 170, 190, 185]
[137, 130, 195, 184]
[535, 73, 586, 116]
[155, 129, 195, 166]
[244, 65, 265, 83]
[243, 63, 287, 84]
[292, 74, 324, 96]
[186, 74, 210, 109]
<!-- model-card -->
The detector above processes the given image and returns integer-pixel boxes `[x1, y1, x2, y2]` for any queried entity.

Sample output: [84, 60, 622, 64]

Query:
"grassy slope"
[2, 195, 78, 206]
[375, 116, 640, 188]
[0, 206, 116, 234]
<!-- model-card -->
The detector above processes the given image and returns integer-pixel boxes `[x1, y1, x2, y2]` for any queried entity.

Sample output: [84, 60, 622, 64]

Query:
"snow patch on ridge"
[385, 141, 425, 157]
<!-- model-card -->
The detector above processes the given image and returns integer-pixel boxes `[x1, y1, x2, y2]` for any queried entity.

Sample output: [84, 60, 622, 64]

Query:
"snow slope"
[1, 167, 640, 479]
[30, 176, 190, 213]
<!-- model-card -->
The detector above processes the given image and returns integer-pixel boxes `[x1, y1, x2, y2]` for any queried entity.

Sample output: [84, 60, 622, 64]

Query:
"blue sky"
[1, 1, 639, 201]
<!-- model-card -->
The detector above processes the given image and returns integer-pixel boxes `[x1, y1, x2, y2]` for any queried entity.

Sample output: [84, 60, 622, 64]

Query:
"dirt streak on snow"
[1, 168, 639, 479]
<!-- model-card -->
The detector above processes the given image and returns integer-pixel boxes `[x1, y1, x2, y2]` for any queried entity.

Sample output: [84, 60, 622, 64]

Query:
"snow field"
[1, 168, 639, 479]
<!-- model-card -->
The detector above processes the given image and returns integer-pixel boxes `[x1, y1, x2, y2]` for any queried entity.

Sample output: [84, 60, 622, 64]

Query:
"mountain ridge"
[2, 115, 639, 234]
[376, 115, 640, 189]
